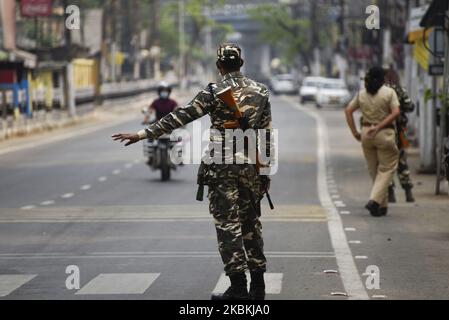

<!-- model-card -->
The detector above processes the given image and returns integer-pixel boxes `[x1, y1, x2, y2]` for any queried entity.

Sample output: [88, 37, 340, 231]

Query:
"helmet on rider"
[157, 82, 172, 99]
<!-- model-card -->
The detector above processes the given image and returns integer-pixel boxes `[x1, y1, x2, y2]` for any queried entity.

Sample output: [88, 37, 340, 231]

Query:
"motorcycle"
[143, 133, 181, 182]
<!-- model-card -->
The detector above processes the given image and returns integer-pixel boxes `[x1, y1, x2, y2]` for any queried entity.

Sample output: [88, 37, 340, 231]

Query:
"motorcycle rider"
[143, 82, 180, 167]
[143, 82, 178, 124]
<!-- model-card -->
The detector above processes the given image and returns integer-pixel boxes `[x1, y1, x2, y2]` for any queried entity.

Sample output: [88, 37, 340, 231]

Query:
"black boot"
[211, 273, 249, 300]
[249, 270, 266, 300]
[365, 200, 381, 217]
[405, 186, 415, 203]
[379, 207, 388, 216]
[388, 186, 396, 203]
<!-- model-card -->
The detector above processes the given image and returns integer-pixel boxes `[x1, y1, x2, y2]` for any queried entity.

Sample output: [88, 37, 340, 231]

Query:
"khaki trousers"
[361, 127, 399, 207]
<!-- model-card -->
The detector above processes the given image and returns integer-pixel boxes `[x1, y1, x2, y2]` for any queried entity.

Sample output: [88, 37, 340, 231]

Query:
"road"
[0, 93, 448, 300]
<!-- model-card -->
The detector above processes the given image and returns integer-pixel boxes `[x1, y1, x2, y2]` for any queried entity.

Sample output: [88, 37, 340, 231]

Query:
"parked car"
[315, 78, 351, 109]
[299, 77, 325, 103]
[269, 74, 297, 95]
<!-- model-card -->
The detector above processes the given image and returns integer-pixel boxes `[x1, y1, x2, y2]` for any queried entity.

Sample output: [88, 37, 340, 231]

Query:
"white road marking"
[20, 205, 36, 211]
[355, 256, 368, 260]
[349, 241, 362, 245]
[323, 270, 339, 274]
[345, 228, 356, 232]
[98, 177, 107, 182]
[124, 163, 133, 169]
[80, 185, 91, 191]
[112, 170, 121, 175]
[332, 195, 341, 199]
[372, 295, 388, 299]
[213, 273, 283, 295]
[340, 211, 351, 215]
[76, 273, 160, 295]
[334, 201, 347, 208]
[40, 200, 55, 206]
[133, 159, 140, 164]
[0, 274, 37, 297]
[61, 193, 74, 199]
[288, 98, 369, 300]
[331, 292, 348, 297]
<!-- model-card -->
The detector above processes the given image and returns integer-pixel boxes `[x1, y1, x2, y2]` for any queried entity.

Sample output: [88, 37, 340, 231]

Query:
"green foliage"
[424, 88, 449, 107]
[248, 2, 332, 67]
[159, 0, 233, 65]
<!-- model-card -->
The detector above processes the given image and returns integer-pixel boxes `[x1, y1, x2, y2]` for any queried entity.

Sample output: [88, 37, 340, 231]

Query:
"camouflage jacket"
[389, 84, 414, 129]
[144, 71, 273, 166]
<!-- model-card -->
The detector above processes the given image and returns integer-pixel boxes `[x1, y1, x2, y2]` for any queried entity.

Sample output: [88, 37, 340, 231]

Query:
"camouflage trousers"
[390, 148, 414, 189]
[208, 164, 267, 276]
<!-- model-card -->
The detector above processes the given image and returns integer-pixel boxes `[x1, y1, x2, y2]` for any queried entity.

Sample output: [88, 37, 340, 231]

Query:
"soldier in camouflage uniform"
[385, 68, 415, 203]
[112, 43, 273, 300]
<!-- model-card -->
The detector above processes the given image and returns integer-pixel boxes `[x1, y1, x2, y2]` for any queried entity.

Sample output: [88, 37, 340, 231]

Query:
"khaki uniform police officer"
[345, 67, 401, 217]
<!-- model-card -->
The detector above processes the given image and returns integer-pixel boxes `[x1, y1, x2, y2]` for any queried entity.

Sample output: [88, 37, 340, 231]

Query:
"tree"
[159, 0, 232, 74]
[248, 1, 333, 72]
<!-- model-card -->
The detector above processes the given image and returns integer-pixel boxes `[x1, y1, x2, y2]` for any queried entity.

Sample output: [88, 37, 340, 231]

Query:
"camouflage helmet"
[217, 43, 242, 62]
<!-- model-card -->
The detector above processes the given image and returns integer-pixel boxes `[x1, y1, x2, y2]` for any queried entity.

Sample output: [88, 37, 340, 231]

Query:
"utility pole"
[178, 0, 186, 90]
[436, 6, 449, 194]
[310, 0, 320, 76]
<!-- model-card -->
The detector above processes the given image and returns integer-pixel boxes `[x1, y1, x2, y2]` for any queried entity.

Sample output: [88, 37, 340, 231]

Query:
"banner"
[20, 0, 52, 17]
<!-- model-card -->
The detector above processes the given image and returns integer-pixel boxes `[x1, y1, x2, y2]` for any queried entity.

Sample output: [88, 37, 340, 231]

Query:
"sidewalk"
[406, 148, 449, 209]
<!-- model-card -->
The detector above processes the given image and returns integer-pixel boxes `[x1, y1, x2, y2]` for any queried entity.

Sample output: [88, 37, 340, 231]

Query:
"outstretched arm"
[112, 90, 213, 146]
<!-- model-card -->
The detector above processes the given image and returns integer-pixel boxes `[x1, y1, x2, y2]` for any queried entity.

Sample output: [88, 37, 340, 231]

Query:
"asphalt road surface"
[0, 93, 448, 300]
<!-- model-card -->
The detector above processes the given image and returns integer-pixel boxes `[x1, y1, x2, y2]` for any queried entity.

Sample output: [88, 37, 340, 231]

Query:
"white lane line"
[40, 200, 55, 206]
[98, 176, 107, 182]
[334, 201, 347, 208]
[340, 211, 351, 215]
[213, 273, 283, 295]
[76, 273, 160, 295]
[0, 274, 37, 297]
[20, 205, 36, 211]
[61, 193, 74, 199]
[349, 241, 362, 245]
[345, 228, 356, 232]
[80, 185, 91, 191]
[112, 169, 121, 175]
[289, 99, 369, 300]
[355, 256, 368, 260]
[372, 295, 388, 299]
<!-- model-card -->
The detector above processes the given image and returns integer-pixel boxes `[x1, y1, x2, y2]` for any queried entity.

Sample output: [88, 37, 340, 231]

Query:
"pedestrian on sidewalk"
[345, 66, 401, 217]
[384, 67, 415, 203]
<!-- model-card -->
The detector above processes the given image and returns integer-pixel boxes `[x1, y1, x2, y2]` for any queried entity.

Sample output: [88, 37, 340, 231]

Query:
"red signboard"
[20, 0, 52, 17]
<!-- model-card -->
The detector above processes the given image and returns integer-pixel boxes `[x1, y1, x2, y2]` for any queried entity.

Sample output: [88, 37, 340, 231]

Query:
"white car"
[315, 78, 351, 108]
[269, 74, 297, 95]
[299, 77, 325, 103]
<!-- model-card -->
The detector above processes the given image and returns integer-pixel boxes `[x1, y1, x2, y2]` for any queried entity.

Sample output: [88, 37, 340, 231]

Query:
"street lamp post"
[178, 0, 186, 90]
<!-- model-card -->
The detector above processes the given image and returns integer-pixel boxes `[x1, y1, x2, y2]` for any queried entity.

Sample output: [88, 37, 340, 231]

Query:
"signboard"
[429, 64, 444, 76]
[409, 5, 429, 33]
[20, 0, 52, 17]
[407, 5, 430, 42]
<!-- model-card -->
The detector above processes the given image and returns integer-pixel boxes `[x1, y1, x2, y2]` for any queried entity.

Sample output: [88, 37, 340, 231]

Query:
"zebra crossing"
[0, 272, 285, 298]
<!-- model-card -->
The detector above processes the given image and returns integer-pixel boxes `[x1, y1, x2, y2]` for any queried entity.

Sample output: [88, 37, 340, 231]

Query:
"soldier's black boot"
[365, 200, 381, 217]
[211, 272, 249, 301]
[249, 270, 266, 300]
[388, 186, 396, 203]
[405, 186, 415, 203]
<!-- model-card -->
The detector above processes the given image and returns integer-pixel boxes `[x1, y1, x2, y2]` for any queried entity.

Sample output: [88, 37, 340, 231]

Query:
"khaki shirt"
[349, 85, 400, 124]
